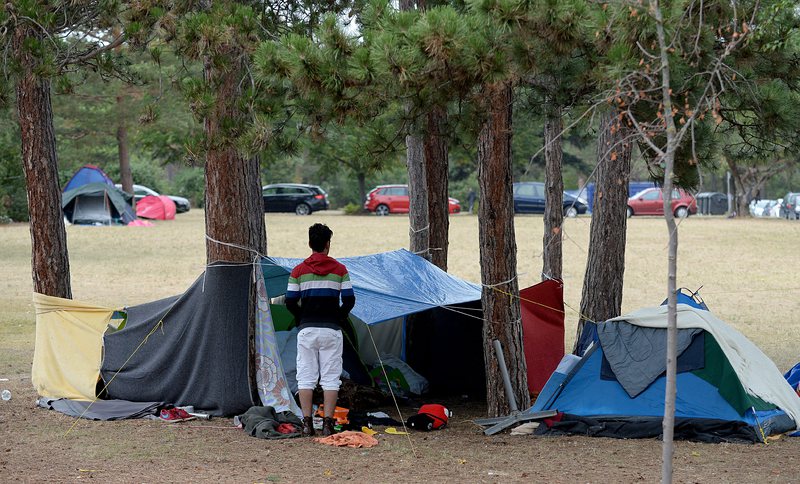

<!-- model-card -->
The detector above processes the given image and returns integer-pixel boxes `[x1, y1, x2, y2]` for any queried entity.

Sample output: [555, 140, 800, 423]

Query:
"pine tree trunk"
[203, 55, 266, 263]
[117, 95, 133, 196]
[424, 106, 449, 270]
[574, 108, 632, 351]
[477, 82, 529, 417]
[202, 32, 265, 408]
[406, 132, 428, 255]
[14, 24, 72, 299]
[542, 105, 564, 281]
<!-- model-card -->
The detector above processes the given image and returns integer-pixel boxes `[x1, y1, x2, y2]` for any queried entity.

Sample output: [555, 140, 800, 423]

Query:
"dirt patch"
[1, 378, 798, 483]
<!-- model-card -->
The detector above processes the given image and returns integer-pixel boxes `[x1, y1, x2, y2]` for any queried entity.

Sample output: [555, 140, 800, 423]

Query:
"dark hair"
[308, 223, 333, 252]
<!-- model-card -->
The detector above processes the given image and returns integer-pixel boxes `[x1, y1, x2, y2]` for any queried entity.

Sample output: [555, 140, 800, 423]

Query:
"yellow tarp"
[32, 293, 120, 401]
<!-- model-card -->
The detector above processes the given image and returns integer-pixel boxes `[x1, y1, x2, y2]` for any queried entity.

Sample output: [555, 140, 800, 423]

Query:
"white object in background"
[1, 390, 11, 401]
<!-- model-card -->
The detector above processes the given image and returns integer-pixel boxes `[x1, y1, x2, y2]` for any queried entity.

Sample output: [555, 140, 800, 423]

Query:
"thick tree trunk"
[203, 39, 265, 408]
[542, 105, 564, 281]
[574, 108, 632, 352]
[477, 82, 529, 417]
[14, 24, 72, 299]
[203, 55, 266, 263]
[406, 132, 429, 255]
[117, 95, 133, 196]
[423, 106, 449, 271]
[401, 0, 428, 255]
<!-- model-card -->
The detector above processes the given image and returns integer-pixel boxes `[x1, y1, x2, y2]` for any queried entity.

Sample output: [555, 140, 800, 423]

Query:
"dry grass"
[2, 211, 800, 482]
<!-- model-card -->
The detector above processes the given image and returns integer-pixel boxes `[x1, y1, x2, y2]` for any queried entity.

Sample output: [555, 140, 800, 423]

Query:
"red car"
[627, 188, 697, 218]
[364, 185, 461, 215]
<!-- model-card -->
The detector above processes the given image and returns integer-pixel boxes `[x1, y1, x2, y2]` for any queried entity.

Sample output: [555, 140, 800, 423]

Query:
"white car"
[750, 199, 777, 218]
[116, 184, 191, 213]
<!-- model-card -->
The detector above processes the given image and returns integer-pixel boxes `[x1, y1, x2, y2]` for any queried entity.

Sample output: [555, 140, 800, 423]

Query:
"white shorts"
[296, 327, 344, 391]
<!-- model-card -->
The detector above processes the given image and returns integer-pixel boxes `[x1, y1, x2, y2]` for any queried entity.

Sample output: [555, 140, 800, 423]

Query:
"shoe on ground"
[160, 408, 194, 422]
[302, 416, 315, 437]
[322, 417, 336, 437]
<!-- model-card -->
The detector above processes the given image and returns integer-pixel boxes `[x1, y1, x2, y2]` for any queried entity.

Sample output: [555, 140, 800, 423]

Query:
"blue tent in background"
[63, 165, 115, 193]
[532, 293, 800, 443]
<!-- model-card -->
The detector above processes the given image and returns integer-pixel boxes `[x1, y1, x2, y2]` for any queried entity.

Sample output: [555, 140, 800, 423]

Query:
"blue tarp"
[261, 249, 482, 325]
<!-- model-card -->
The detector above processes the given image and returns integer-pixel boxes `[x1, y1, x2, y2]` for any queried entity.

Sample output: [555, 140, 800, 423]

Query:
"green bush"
[342, 203, 364, 215]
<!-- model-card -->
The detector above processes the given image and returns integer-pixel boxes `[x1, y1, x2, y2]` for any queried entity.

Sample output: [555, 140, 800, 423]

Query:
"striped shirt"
[285, 252, 355, 330]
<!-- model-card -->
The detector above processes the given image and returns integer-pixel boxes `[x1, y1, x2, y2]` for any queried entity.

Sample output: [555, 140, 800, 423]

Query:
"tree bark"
[406, 132, 429, 255]
[424, 105, 449, 270]
[117, 95, 133, 196]
[574, 108, 632, 351]
[202, 26, 265, 409]
[14, 23, 72, 299]
[203, 54, 266, 263]
[477, 82, 529, 417]
[542, 104, 564, 281]
[401, 0, 429, 256]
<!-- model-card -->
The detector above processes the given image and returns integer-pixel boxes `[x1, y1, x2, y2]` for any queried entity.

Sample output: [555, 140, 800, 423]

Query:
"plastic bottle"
[1, 390, 11, 401]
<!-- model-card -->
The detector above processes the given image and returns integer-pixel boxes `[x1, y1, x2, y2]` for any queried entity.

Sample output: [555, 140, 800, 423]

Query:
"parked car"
[627, 187, 697, 218]
[512, 182, 588, 217]
[779, 193, 800, 219]
[262, 183, 329, 215]
[364, 184, 461, 215]
[750, 199, 778, 218]
[116, 184, 191, 213]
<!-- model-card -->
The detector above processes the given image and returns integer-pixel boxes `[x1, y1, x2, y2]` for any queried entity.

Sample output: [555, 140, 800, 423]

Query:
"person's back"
[285, 223, 354, 437]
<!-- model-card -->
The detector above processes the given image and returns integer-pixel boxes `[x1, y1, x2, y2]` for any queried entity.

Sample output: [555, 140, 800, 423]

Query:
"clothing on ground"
[313, 430, 379, 448]
[238, 405, 302, 439]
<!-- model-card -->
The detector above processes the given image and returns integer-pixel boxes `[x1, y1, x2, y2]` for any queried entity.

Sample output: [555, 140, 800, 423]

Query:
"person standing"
[285, 223, 355, 437]
[467, 188, 477, 214]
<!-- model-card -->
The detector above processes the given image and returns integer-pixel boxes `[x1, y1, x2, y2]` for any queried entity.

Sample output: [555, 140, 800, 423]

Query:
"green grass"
[1, 210, 799, 374]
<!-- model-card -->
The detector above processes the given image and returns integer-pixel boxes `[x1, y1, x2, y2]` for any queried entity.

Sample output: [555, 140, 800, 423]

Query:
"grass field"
[2, 210, 800, 373]
[2, 210, 800, 482]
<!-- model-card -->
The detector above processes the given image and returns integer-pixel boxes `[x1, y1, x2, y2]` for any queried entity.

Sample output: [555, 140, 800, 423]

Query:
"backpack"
[406, 404, 451, 431]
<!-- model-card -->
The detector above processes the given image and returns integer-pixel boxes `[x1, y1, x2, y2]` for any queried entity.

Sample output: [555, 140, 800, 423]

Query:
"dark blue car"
[513, 182, 588, 217]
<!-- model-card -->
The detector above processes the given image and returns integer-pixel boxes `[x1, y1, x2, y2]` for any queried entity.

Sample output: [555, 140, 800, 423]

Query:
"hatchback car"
[364, 185, 461, 215]
[627, 187, 697, 218]
[262, 183, 329, 215]
[116, 184, 191, 213]
[512, 182, 588, 217]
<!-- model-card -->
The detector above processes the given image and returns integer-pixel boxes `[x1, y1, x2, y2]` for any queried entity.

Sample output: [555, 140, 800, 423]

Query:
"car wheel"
[674, 206, 689, 218]
[565, 206, 578, 218]
[295, 203, 311, 216]
[626, 207, 633, 218]
[375, 204, 390, 216]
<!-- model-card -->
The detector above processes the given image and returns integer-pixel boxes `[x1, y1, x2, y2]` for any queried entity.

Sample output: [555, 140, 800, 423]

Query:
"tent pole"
[474, 339, 556, 435]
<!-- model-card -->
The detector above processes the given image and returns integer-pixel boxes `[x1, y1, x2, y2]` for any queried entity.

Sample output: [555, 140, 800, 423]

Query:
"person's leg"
[296, 328, 321, 435]
[318, 328, 344, 435]
[299, 389, 314, 417]
[322, 389, 338, 419]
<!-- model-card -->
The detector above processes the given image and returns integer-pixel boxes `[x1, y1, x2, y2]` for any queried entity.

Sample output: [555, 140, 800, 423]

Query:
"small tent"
[62, 183, 137, 225]
[63, 165, 115, 193]
[136, 195, 176, 220]
[532, 296, 800, 442]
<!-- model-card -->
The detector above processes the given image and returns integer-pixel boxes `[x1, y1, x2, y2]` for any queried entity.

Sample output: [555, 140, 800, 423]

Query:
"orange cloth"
[313, 431, 378, 448]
